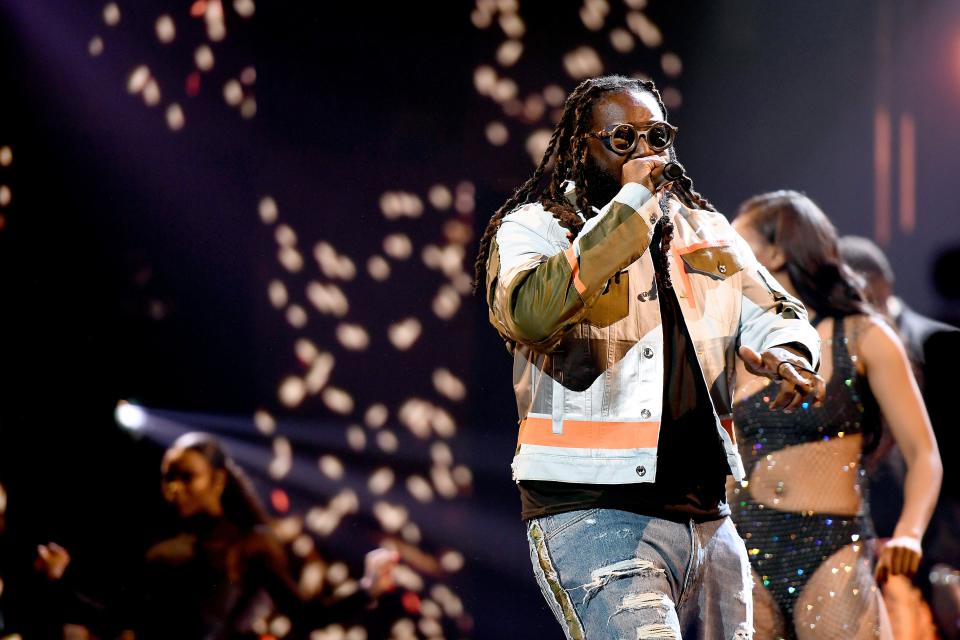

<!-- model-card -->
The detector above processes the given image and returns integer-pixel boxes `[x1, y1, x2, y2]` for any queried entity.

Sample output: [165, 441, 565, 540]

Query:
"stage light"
[661, 87, 682, 109]
[495, 40, 523, 67]
[563, 46, 603, 80]
[543, 84, 566, 107]
[240, 97, 257, 119]
[439, 551, 464, 573]
[661, 51, 682, 77]
[267, 280, 288, 308]
[473, 65, 497, 95]
[88, 36, 104, 57]
[294, 338, 318, 364]
[321, 387, 354, 415]
[285, 304, 308, 328]
[319, 454, 345, 480]
[223, 79, 243, 106]
[383, 233, 413, 260]
[471, 8, 493, 29]
[432, 369, 465, 402]
[278, 376, 307, 408]
[388, 318, 422, 351]
[155, 15, 176, 44]
[376, 430, 398, 453]
[240, 66, 257, 85]
[580, 4, 605, 31]
[364, 403, 388, 429]
[609, 27, 635, 53]
[254, 409, 276, 435]
[194, 45, 215, 71]
[275, 223, 296, 246]
[402, 522, 422, 544]
[233, 0, 256, 18]
[427, 184, 452, 210]
[491, 77, 518, 102]
[627, 11, 662, 48]
[268, 436, 293, 480]
[142, 79, 161, 106]
[484, 121, 509, 145]
[277, 246, 304, 273]
[306, 282, 349, 317]
[345, 425, 366, 451]
[165, 103, 185, 130]
[127, 65, 150, 94]
[498, 12, 525, 38]
[103, 3, 120, 27]
[258, 196, 278, 224]
[115, 400, 147, 430]
[432, 285, 460, 320]
[406, 475, 435, 503]
[368, 467, 395, 495]
[525, 128, 552, 165]
[305, 353, 334, 393]
[430, 442, 453, 467]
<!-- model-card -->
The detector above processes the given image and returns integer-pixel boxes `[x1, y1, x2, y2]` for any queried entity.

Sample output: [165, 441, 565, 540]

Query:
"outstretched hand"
[35, 542, 71, 580]
[738, 346, 825, 412]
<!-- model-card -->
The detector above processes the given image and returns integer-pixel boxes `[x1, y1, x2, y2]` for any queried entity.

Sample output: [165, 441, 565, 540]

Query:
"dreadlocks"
[473, 75, 715, 295]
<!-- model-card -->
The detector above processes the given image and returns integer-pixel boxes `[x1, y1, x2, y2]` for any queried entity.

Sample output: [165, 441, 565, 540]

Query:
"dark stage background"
[1, 1, 959, 638]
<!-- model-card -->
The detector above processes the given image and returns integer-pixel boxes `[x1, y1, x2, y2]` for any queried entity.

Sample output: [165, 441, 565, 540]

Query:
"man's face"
[583, 89, 669, 205]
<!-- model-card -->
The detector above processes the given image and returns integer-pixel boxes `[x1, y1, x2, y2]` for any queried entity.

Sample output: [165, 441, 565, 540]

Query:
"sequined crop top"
[736, 315, 880, 455]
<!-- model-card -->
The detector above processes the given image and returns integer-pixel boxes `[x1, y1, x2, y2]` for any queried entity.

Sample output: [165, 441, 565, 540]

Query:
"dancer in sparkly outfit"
[730, 191, 942, 639]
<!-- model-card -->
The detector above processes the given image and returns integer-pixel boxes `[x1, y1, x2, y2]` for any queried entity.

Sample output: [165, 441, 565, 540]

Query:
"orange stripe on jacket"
[720, 418, 736, 444]
[518, 417, 660, 449]
[564, 246, 587, 296]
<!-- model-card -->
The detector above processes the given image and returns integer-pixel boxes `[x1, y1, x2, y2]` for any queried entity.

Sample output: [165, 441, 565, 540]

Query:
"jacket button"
[642, 346, 654, 359]
[640, 408, 652, 419]
[718, 263, 727, 274]
[636, 465, 646, 477]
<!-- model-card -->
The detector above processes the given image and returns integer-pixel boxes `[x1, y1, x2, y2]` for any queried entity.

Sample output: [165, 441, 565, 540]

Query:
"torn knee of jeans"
[635, 623, 679, 639]
[572, 558, 665, 605]
[608, 592, 674, 623]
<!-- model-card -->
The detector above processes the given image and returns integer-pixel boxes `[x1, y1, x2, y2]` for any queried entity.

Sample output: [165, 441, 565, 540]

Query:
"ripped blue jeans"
[527, 509, 753, 640]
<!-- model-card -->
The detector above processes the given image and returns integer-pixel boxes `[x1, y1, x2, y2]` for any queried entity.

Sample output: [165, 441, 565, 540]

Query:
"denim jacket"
[485, 183, 820, 485]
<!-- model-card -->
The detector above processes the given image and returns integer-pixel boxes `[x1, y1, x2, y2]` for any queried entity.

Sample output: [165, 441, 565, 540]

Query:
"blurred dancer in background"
[840, 235, 960, 638]
[731, 192, 942, 639]
[132, 431, 398, 639]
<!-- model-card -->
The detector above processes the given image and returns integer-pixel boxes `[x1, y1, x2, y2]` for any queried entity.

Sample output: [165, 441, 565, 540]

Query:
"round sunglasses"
[585, 121, 678, 155]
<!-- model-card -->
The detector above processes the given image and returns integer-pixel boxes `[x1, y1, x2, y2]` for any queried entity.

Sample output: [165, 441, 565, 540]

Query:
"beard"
[581, 154, 623, 211]
[582, 152, 675, 218]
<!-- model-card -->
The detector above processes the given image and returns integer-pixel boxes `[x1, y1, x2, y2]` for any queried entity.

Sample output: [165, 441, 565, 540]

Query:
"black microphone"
[662, 161, 685, 183]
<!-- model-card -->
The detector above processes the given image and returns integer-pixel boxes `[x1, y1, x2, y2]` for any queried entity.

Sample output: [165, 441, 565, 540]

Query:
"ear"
[211, 469, 228, 496]
[765, 245, 787, 272]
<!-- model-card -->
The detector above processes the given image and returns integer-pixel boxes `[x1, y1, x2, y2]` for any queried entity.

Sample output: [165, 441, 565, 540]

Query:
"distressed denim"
[527, 509, 753, 640]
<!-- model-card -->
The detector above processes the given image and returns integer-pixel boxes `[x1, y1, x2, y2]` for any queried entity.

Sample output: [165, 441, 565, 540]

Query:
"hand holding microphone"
[621, 155, 685, 192]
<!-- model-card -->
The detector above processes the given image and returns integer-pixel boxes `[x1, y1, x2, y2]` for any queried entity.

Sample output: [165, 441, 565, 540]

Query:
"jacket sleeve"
[486, 182, 661, 352]
[734, 232, 821, 368]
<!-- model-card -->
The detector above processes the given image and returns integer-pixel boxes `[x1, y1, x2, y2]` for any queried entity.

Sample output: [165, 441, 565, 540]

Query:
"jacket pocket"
[584, 271, 629, 328]
[679, 244, 743, 281]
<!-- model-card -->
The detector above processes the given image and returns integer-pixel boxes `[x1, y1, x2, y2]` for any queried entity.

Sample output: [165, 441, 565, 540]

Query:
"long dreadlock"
[473, 75, 715, 294]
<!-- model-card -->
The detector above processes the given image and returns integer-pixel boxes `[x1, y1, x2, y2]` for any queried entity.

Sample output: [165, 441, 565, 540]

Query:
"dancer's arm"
[859, 318, 942, 581]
